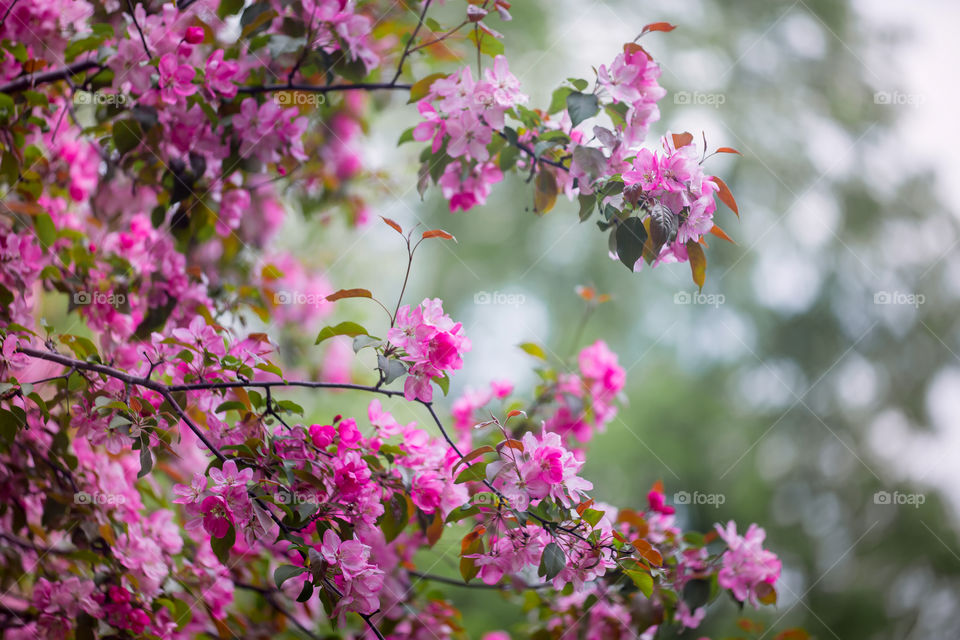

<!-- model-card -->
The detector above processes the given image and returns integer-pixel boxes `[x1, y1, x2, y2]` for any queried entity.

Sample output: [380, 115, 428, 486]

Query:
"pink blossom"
[714, 521, 782, 606]
[309, 423, 336, 448]
[158, 53, 197, 105]
[411, 471, 445, 514]
[201, 495, 233, 538]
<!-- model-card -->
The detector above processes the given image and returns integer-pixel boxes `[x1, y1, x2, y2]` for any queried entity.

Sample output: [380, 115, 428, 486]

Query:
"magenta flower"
[201, 495, 233, 538]
[158, 53, 197, 105]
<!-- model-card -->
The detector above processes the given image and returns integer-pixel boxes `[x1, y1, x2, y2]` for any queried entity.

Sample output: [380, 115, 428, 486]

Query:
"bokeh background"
[264, 0, 960, 637]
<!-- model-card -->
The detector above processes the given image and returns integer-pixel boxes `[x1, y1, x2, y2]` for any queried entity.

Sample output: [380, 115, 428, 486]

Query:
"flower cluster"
[414, 55, 527, 211]
[387, 298, 472, 402]
[319, 529, 385, 616]
[715, 520, 783, 606]
[489, 429, 593, 510]
[543, 340, 627, 445]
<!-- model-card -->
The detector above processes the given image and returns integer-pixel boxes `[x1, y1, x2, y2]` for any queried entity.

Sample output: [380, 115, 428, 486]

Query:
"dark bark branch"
[0, 59, 102, 94]
[237, 82, 412, 95]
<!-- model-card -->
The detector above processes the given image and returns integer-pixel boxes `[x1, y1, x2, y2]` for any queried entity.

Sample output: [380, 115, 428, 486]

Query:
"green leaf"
[408, 73, 447, 103]
[353, 335, 382, 353]
[434, 372, 450, 396]
[137, 440, 153, 478]
[454, 461, 488, 484]
[581, 508, 605, 527]
[397, 126, 416, 146]
[377, 355, 407, 385]
[578, 193, 597, 222]
[210, 523, 235, 564]
[112, 119, 142, 155]
[315, 321, 368, 345]
[534, 168, 558, 215]
[624, 566, 654, 597]
[566, 92, 600, 127]
[538, 542, 565, 582]
[548, 87, 573, 114]
[274, 564, 308, 588]
[34, 212, 56, 247]
[468, 29, 504, 57]
[519, 342, 547, 360]
[377, 492, 410, 542]
[615, 217, 648, 271]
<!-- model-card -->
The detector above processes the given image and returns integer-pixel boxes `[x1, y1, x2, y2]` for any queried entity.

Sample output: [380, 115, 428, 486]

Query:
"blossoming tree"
[0, 0, 795, 638]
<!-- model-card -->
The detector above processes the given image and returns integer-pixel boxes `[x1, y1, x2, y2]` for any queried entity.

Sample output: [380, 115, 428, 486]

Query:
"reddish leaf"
[575, 499, 594, 516]
[651, 479, 664, 494]
[505, 409, 525, 419]
[496, 438, 524, 453]
[641, 22, 676, 34]
[671, 132, 694, 149]
[709, 224, 736, 244]
[380, 216, 402, 234]
[632, 539, 663, 567]
[325, 288, 372, 302]
[715, 146, 741, 155]
[422, 229, 456, 241]
[710, 176, 739, 217]
[452, 445, 495, 474]
[622, 42, 653, 60]
[686, 240, 706, 291]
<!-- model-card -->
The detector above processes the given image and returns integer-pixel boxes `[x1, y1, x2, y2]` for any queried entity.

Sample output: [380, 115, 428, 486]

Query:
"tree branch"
[237, 82, 412, 95]
[0, 59, 102, 94]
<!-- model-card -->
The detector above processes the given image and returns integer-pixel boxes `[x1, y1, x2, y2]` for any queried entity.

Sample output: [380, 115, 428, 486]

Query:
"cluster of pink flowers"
[387, 298, 472, 402]
[489, 429, 593, 510]
[414, 56, 527, 211]
[714, 520, 783, 606]
[622, 136, 721, 262]
[174, 460, 254, 541]
[319, 529, 385, 615]
[29, 577, 102, 639]
[597, 45, 666, 146]
[234, 97, 310, 163]
[543, 340, 626, 445]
